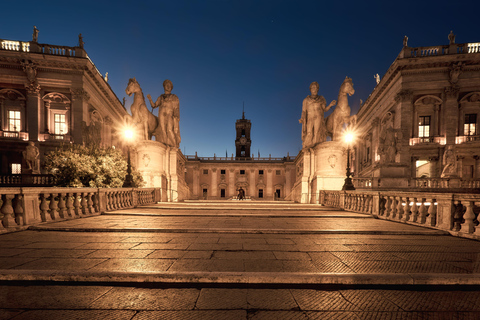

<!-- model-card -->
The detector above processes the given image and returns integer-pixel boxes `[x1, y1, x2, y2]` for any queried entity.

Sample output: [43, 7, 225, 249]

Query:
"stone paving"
[0, 202, 480, 319]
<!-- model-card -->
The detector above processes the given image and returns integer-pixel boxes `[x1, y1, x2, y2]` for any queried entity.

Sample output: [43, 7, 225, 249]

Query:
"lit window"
[8, 110, 21, 132]
[464, 114, 477, 136]
[418, 116, 430, 137]
[54, 114, 66, 135]
[11, 163, 21, 174]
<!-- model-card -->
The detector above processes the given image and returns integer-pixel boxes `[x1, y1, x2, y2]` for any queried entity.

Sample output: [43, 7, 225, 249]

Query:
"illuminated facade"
[0, 35, 128, 175]
[353, 35, 480, 190]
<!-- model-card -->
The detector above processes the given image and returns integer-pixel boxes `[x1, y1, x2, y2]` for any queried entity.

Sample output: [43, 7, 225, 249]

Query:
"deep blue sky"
[1, 1, 479, 157]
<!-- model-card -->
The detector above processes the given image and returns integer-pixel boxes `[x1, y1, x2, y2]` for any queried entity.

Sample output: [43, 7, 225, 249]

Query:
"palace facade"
[0, 33, 128, 177]
[351, 35, 480, 192]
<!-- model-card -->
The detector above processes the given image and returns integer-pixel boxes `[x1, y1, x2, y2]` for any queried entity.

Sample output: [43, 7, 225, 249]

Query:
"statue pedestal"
[372, 164, 409, 188]
[301, 141, 347, 203]
[134, 140, 184, 202]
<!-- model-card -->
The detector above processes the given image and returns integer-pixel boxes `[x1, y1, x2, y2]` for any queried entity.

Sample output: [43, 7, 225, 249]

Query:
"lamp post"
[123, 128, 134, 188]
[342, 131, 355, 191]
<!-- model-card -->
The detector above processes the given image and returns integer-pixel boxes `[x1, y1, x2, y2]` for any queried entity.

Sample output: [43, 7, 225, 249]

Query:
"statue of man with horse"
[125, 78, 181, 148]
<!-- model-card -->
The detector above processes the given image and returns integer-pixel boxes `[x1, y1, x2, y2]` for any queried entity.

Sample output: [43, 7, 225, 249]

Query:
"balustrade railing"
[0, 187, 161, 232]
[321, 190, 480, 240]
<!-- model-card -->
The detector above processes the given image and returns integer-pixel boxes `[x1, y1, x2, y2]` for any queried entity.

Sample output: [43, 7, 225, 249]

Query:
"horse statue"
[125, 78, 158, 140]
[325, 77, 356, 141]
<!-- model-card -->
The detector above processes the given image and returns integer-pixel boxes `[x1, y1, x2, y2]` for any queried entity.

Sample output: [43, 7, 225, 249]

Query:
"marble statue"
[448, 31, 456, 45]
[378, 113, 397, 164]
[441, 146, 456, 177]
[23, 141, 40, 174]
[104, 72, 108, 82]
[32, 26, 39, 42]
[78, 33, 84, 48]
[125, 78, 158, 140]
[325, 77, 356, 141]
[300, 82, 336, 148]
[403, 35, 408, 47]
[374, 73, 380, 85]
[148, 79, 181, 147]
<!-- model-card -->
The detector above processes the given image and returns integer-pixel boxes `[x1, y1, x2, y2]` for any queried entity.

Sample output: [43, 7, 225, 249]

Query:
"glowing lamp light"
[344, 132, 354, 144]
[124, 128, 134, 141]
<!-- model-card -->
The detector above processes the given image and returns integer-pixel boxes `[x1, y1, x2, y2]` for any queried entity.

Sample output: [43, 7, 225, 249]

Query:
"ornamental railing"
[0, 187, 161, 231]
[320, 190, 480, 240]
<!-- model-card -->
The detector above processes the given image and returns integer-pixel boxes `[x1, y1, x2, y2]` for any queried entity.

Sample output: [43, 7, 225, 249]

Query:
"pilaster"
[444, 86, 459, 145]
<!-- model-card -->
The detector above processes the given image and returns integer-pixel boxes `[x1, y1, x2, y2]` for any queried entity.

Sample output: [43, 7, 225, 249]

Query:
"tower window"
[276, 170, 281, 175]
[203, 169, 208, 174]
[221, 169, 226, 175]
[259, 170, 264, 175]
[464, 114, 477, 136]
[240, 170, 245, 175]
[258, 189, 263, 198]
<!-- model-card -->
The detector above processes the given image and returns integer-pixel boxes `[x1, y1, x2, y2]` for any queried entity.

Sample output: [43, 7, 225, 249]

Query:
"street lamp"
[123, 128, 134, 188]
[342, 131, 355, 191]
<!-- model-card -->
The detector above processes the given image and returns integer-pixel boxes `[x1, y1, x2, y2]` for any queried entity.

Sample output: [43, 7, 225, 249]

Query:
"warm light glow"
[124, 128, 134, 141]
[343, 129, 356, 144]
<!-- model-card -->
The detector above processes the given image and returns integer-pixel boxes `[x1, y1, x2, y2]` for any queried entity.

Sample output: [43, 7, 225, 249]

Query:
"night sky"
[1, 0, 478, 157]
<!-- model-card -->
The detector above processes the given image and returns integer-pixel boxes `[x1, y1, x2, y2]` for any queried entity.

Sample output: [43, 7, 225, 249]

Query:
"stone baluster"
[39, 193, 50, 222]
[418, 198, 427, 224]
[452, 200, 463, 231]
[65, 193, 74, 218]
[49, 193, 59, 220]
[396, 196, 404, 220]
[367, 195, 372, 214]
[391, 196, 397, 219]
[1, 194, 16, 228]
[92, 193, 99, 212]
[385, 195, 392, 217]
[57, 193, 66, 219]
[460, 201, 476, 234]
[402, 197, 411, 221]
[409, 197, 418, 222]
[81, 192, 88, 215]
[105, 192, 112, 211]
[73, 192, 81, 217]
[13, 194, 24, 226]
[426, 198, 437, 226]
[121, 192, 127, 208]
[87, 192, 94, 214]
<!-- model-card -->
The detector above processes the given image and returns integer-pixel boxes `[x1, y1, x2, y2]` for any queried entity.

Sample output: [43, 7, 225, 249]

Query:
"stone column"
[70, 88, 89, 144]
[395, 90, 413, 164]
[211, 168, 217, 199]
[249, 169, 255, 198]
[228, 169, 235, 198]
[433, 105, 440, 136]
[285, 168, 291, 199]
[193, 166, 200, 198]
[444, 86, 459, 145]
[474, 156, 479, 179]
[168, 148, 178, 202]
[26, 89, 40, 141]
[266, 169, 273, 200]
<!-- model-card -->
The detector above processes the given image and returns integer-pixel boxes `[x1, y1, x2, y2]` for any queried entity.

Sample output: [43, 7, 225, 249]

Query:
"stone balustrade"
[0, 38, 86, 58]
[321, 190, 480, 240]
[0, 187, 161, 232]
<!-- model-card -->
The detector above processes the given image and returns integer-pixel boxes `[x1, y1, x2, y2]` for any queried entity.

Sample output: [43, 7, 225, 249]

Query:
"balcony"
[409, 136, 445, 146]
[0, 131, 29, 140]
[456, 135, 480, 144]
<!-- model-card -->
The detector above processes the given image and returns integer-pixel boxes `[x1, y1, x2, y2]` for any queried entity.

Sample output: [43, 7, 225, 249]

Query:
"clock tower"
[235, 111, 251, 159]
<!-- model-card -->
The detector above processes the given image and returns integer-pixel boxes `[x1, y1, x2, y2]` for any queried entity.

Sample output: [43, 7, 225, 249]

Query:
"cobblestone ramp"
[1, 202, 480, 317]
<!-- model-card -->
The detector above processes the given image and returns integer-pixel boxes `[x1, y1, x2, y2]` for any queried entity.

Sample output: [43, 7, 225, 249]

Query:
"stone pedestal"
[300, 141, 347, 203]
[372, 164, 409, 188]
[134, 140, 182, 202]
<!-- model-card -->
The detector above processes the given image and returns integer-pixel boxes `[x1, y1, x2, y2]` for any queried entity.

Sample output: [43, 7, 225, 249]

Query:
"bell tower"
[235, 111, 251, 159]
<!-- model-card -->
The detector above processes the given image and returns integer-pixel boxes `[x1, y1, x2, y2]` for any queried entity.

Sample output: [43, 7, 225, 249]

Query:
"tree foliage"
[44, 144, 144, 188]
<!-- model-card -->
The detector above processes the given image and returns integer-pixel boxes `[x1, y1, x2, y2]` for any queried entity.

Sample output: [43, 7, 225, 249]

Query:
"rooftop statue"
[448, 30, 456, 45]
[326, 77, 356, 141]
[374, 73, 380, 85]
[403, 35, 408, 47]
[148, 80, 181, 148]
[32, 26, 39, 42]
[300, 82, 336, 148]
[125, 78, 158, 140]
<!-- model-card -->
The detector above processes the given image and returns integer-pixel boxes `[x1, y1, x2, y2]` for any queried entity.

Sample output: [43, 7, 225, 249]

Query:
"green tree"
[44, 144, 144, 188]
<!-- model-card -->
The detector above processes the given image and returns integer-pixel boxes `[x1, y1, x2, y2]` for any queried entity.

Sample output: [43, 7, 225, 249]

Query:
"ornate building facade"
[0, 32, 128, 176]
[185, 113, 295, 200]
[353, 34, 480, 190]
